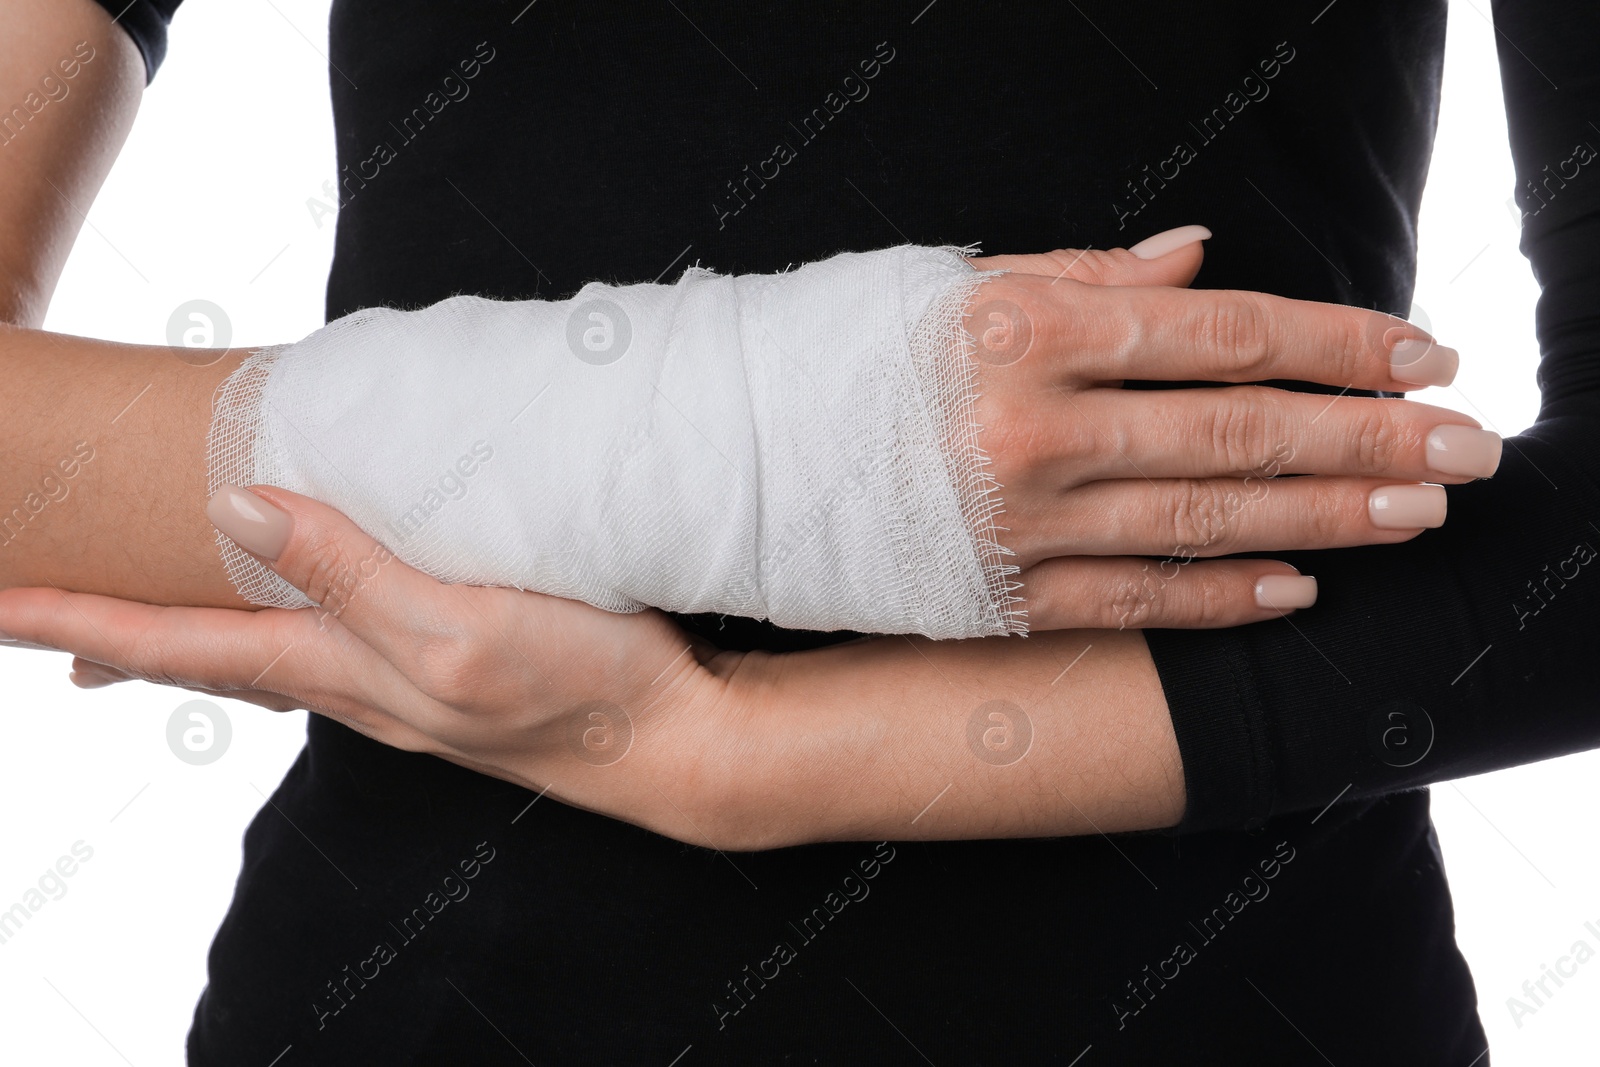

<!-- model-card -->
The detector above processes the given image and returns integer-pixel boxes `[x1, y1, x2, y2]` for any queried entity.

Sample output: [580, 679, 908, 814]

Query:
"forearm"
[0, 1, 241, 603]
[0, 325, 251, 607]
[710, 629, 1183, 849]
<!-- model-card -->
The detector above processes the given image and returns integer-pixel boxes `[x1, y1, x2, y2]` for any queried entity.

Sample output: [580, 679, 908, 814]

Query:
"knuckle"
[1071, 252, 1113, 284]
[1169, 479, 1233, 550]
[1203, 292, 1273, 377]
[1350, 406, 1400, 473]
[1207, 395, 1261, 473]
[1056, 403, 1109, 470]
[1184, 570, 1235, 627]
[976, 403, 1036, 481]
[410, 633, 484, 706]
[971, 274, 1017, 305]
[1044, 249, 1096, 280]
[966, 280, 1043, 368]
[1020, 563, 1067, 625]
[297, 527, 363, 616]
[1301, 486, 1351, 544]
[1109, 289, 1150, 365]
[984, 401, 1096, 485]
[1049, 248, 1124, 285]
[1331, 310, 1372, 384]
[1012, 283, 1051, 345]
[1105, 572, 1155, 629]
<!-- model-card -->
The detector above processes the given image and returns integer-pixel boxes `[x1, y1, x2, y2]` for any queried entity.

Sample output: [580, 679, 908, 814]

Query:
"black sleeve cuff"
[1143, 626, 1273, 834]
[1147, 427, 1600, 837]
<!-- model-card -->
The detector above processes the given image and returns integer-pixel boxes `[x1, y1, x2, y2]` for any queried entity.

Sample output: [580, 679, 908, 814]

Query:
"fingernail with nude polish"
[207, 484, 293, 561]
[1255, 574, 1318, 611]
[1129, 224, 1212, 260]
[1369, 483, 1447, 529]
[70, 666, 122, 689]
[1389, 338, 1459, 387]
[1427, 425, 1502, 478]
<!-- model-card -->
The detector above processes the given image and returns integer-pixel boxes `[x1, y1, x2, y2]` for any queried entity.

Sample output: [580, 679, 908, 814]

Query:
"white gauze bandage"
[208, 244, 1024, 637]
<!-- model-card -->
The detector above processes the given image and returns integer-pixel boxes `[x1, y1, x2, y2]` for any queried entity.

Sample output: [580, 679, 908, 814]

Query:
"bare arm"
[0, 0, 258, 607]
[701, 630, 1181, 850]
[1, 0, 144, 327]
[0, 327, 248, 606]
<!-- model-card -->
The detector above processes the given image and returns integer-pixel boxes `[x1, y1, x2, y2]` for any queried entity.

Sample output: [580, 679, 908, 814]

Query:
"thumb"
[205, 483, 445, 646]
[970, 224, 1210, 288]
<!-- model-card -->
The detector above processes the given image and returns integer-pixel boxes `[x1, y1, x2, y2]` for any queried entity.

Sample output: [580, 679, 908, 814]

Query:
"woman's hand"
[0, 483, 1192, 851]
[0, 487, 739, 845]
[964, 227, 1502, 629]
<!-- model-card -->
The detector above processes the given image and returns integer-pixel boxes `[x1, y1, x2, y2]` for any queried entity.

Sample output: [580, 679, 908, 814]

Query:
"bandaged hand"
[207, 228, 1495, 637]
[966, 231, 1496, 629]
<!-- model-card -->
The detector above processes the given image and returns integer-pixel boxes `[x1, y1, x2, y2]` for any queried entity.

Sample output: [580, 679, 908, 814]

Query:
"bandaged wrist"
[207, 244, 1024, 637]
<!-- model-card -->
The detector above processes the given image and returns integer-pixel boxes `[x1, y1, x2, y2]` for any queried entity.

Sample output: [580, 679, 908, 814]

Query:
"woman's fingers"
[1007, 274, 1456, 391]
[210, 482, 574, 711]
[1010, 476, 1447, 564]
[67, 653, 313, 714]
[206, 483, 689, 718]
[209, 484, 466, 669]
[1000, 387, 1500, 487]
[970, 224, 1210, 288]
[1119, 284, 1454, 388]
[0, 585, 423, 737]
[1018, 556, 1316, 630]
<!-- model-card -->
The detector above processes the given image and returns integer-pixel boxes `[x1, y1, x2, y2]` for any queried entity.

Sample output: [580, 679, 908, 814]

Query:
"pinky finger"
[69, 657, 134, 689]
[1018, 556, 1318, 631]
[69, 654, 305, 712]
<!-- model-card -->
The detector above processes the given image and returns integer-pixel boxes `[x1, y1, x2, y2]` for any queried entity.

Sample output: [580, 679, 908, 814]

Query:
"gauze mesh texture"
[208, 244, 1024, 638]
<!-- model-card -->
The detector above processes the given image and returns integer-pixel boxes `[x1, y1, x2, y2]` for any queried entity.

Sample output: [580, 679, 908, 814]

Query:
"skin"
[963, 248, 1486, 627]
[0, 486, 1186, 850]
[0, 0, 1493, 848]
[0, 327, 247, 607]
[0, 0, 249, 608]
[0, 0, 142, 326]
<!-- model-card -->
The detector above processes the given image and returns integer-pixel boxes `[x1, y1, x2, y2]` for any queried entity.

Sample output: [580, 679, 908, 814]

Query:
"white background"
[0, 0, 1595, 1062]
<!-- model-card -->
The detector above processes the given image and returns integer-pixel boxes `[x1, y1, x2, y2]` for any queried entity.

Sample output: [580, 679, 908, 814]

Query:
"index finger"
[1030, 277, 1456, 391]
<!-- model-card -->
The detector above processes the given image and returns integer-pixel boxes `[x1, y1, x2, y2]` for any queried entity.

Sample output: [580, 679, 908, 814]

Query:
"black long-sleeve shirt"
[93, 0, 1598, 1062]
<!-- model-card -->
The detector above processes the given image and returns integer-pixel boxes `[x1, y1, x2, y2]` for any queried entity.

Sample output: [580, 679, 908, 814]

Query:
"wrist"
[698, 647, 890, 851]
[676, 649, 812, 852]
[563, 646, 775, 852]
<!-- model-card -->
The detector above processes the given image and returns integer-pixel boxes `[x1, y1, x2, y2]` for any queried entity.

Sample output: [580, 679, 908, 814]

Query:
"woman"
[2, 0, 1594, 1061]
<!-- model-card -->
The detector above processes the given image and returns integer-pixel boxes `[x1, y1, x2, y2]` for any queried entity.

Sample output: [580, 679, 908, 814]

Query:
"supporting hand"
[0, 486, 741, 846]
